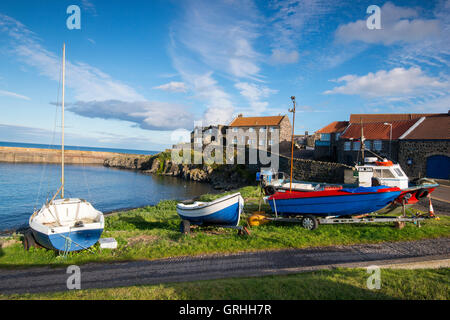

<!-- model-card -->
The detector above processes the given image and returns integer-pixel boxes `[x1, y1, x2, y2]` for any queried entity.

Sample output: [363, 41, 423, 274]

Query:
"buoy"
[248, 213, 270, 226]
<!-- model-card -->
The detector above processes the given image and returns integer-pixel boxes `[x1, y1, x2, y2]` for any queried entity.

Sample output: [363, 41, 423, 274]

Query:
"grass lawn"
[0, 186, 449, 268]
[2, 268, 449, 300]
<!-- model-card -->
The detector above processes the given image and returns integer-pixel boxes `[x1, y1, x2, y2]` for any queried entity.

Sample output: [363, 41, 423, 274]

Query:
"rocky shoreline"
[103, 153, 255, 190]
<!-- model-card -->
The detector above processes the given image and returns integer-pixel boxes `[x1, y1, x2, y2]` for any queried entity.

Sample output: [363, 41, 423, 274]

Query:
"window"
[259, 139, 265, 146]
[232, 137, 238, 144]
[335, 133, 341, 141]
[232, 127, 238, 132]
[352, 141, 360, 151]
[320, 133, 331, 141]
[374, 140, 382, 151]
[260, 128, 265, 132]
[269, 127, 276, 132]
[248, 139, 254, 145]
[195, 138, 202, 143]
[268, 140, 273, 145]
[249, 128, 254, 132]
[365, 140, 371, 150]
[394, 168, 404, 177]
[344, 141, 351, 151]
[208, 128, 212, 134]
[382, 169, 395, 178]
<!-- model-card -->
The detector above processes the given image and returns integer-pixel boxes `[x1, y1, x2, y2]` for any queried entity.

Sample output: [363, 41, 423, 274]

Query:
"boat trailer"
[249, 197, 434, 230]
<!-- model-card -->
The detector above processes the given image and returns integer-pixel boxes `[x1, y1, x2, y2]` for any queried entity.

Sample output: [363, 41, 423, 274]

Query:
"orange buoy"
[375, 160, 393, 166]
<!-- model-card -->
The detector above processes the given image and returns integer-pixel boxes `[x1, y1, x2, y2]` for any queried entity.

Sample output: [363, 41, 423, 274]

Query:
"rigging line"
[79, 145, 92, 202]
[35, 52, 62, 210]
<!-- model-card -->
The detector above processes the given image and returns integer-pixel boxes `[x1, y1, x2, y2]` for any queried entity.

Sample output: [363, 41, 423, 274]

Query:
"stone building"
[190, 125, 227, 149]
[228, 114, 292, 153]
[338, 119, 419, 165]
[398, 114, 450, 180]
[314, 121, 349, 161]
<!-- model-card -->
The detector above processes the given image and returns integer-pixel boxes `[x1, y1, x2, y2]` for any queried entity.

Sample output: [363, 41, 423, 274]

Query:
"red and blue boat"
[266, 186, 402, 217]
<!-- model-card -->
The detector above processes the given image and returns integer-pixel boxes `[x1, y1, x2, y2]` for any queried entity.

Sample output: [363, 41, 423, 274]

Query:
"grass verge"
[1, 268, 449, 300]
[0, 186, 448, 268]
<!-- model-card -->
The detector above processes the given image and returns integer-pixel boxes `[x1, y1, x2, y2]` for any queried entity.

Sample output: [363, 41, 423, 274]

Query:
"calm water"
[0, 163, 215, 231]
[0, 141, 158, 155]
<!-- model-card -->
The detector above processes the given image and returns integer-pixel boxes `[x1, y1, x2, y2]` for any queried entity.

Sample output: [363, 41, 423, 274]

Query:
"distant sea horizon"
[0, 141, 160, 156]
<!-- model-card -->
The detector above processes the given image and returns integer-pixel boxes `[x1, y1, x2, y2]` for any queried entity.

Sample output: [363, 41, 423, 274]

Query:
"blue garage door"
[426, 155, 450, 179]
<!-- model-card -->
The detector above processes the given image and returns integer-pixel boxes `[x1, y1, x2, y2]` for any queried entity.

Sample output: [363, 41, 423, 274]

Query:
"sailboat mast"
[61, 43, 65, 199]
[289, 96, 296, 192]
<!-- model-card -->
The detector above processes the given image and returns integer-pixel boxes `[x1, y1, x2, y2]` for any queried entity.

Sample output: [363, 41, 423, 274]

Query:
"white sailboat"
[29, 44, 104, 252]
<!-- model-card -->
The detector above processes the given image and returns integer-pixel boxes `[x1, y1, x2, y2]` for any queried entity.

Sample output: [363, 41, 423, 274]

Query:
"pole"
[289, 96, 296, 192]
[361, 120, 365, 164]
[389, 125, 392, 159]
[61, 43, 65, 199]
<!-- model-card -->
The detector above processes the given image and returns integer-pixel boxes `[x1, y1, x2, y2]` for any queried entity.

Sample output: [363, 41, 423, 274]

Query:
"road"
[0, 238, 449, 295]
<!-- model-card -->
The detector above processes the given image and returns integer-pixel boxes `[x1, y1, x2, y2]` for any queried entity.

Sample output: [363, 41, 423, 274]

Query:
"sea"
[0, 142, 215, 231]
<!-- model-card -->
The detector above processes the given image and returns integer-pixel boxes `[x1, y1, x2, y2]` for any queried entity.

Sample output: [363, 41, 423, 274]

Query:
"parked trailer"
[263, 215, 425, 230]
[259, 196, 428, 230]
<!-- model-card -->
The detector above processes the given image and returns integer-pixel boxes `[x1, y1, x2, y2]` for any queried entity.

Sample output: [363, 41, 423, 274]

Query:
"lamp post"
[384, 122, 392, 159]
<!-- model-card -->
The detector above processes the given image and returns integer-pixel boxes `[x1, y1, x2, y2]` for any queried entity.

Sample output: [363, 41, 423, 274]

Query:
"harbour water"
[0, 162, 215, 231]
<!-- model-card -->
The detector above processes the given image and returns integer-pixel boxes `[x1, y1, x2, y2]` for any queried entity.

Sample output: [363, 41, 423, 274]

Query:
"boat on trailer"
[176, 192, 244, 227]
[29, 44, 104, 252]
[267, 186, 402, 217]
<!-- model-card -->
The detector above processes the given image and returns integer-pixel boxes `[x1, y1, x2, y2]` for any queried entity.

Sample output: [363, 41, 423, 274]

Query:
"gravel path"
[0, 238, 449, 295]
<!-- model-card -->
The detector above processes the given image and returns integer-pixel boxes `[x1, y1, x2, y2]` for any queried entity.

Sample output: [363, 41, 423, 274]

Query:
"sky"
[0, 0, 449, 151]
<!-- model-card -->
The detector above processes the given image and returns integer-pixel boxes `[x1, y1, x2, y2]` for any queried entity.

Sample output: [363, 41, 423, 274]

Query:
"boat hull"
[177, 193, 243, 226]
[268, 188, 401, 217]
[31, 228, 103, 252]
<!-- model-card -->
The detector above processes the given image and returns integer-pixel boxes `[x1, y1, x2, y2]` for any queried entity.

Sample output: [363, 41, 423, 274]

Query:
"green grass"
[0, 186, 449, 268]
[2, 268, 449, 300]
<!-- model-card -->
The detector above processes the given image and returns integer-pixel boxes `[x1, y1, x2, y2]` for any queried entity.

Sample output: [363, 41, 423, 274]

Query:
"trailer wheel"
[264, 186, 276, 195]
[180, 220, 191, 234]
[301, 215, 318, 230]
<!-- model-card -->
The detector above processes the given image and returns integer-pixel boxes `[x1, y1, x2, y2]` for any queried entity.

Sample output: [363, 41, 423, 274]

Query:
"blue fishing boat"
[267, 186, 402, 217]
[176, 192, 244, 226]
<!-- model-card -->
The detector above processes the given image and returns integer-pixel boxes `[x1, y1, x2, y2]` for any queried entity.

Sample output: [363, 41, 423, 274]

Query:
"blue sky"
[0, 0, 448, 151]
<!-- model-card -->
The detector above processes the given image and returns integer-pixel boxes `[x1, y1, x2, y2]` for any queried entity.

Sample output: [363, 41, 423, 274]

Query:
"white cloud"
[335, 2, 440, 45]
[153, 81, 187, 93]
[234, 82, 277, 114]
[0, 89, 30, 100]
[269, 49, 299, 64]
[68, 100, 194, 131]
[173, 0, 262, 80]
[325, 67, 448, 98]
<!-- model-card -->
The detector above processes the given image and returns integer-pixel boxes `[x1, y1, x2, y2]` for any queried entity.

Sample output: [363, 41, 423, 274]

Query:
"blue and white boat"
[29, 198, 104, 251]
[29, 44, 104, 252]
[176, 192, 244, 226]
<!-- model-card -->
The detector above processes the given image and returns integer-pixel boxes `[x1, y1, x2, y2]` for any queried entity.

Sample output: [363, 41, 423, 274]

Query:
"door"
[426, 155, 450, 179]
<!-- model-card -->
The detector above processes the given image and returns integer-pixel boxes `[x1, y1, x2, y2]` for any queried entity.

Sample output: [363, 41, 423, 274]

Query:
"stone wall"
[277, 154, 353, 183]
[0, 146, 131, 164]
[398, 140, 450, 179]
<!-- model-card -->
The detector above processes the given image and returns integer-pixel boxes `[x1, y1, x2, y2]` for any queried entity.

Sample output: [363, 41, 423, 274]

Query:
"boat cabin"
[356, 157, 409, 189]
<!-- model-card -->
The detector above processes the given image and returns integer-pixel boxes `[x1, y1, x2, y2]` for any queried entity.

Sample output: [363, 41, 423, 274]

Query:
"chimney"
[237, 113, 243, 118]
